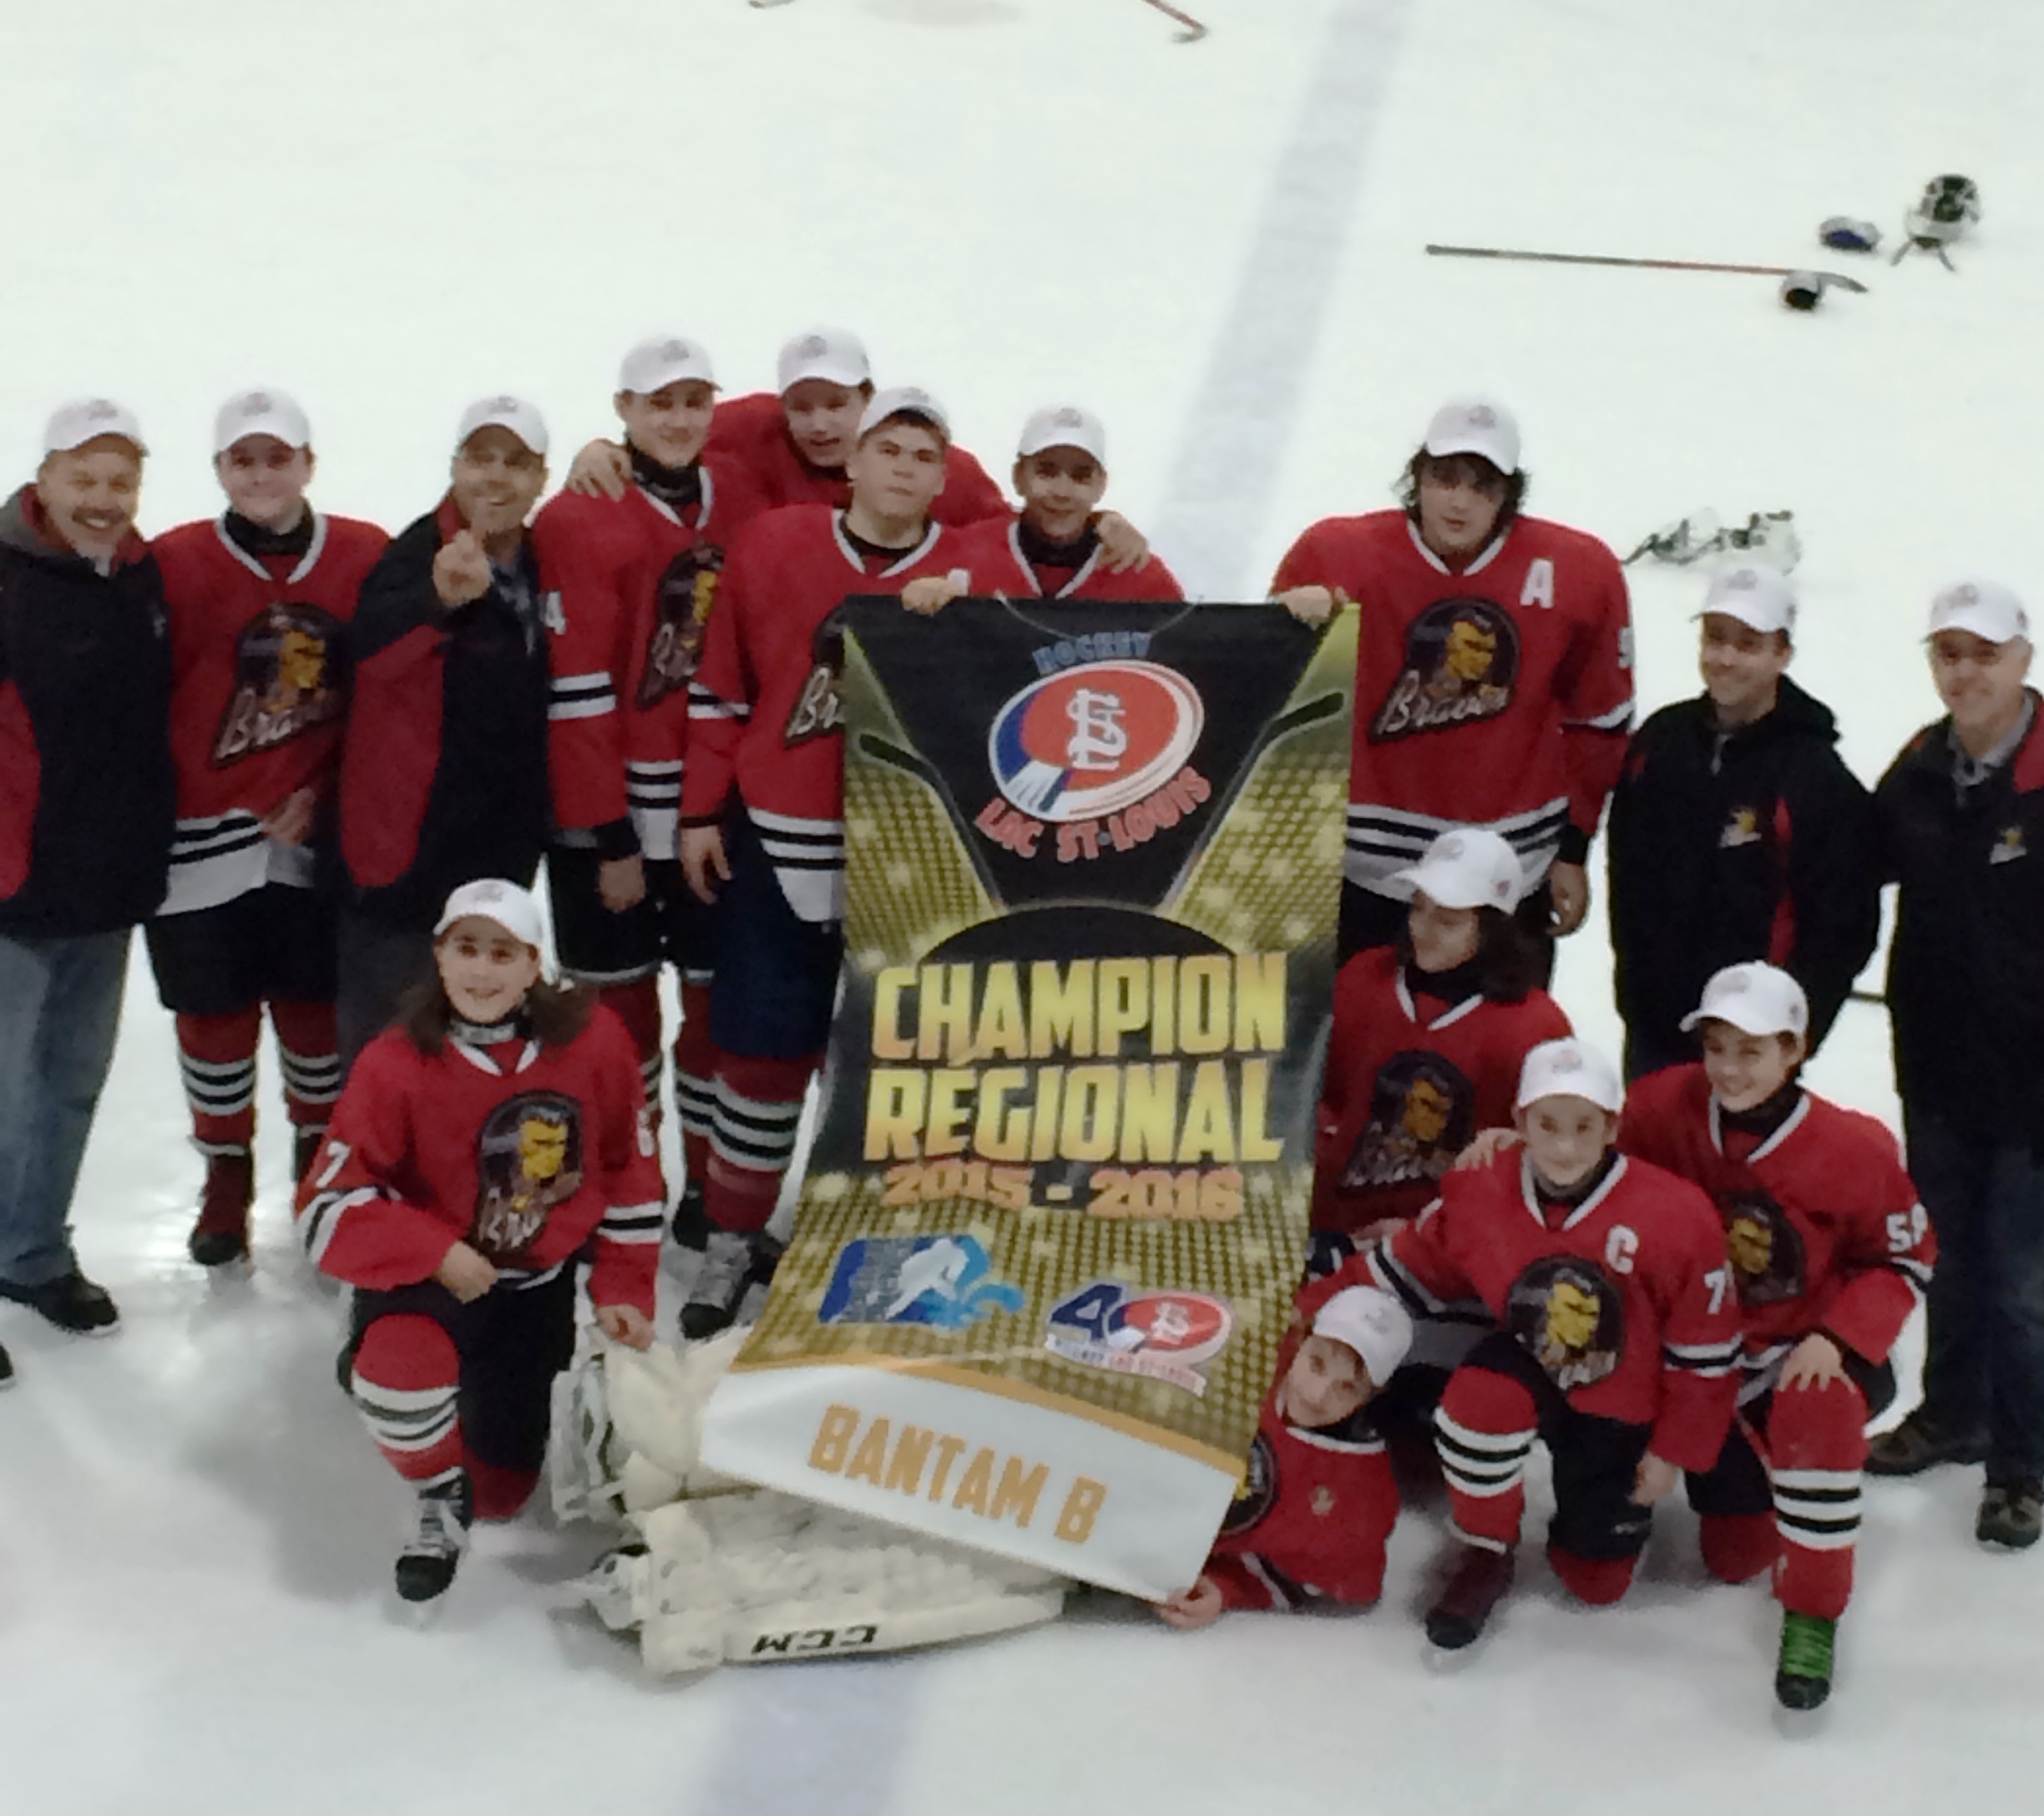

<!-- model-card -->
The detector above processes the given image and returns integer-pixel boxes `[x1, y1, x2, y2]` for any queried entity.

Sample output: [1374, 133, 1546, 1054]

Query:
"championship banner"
[701, 598, 1356, 1600]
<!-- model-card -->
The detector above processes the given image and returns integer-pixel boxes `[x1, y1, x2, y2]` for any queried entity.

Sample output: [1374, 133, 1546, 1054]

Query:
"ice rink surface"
[4, 1, 2042, 1809]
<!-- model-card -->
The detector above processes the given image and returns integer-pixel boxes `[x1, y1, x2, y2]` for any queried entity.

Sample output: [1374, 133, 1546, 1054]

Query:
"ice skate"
[678, 1230, 781, 1343]
[1424, 1543, 1515, 1652]
[394, 1472, 473, 1606]
[188, 1149, 254, 1267]
[1774, 1610, 1835, 1711]
[1726, 509, 1801, 573]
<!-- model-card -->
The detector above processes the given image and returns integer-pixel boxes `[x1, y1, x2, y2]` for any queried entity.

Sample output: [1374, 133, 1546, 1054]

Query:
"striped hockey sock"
[176, 1008, 261, 1153]
[352, 1315, 463, 1488]
[705, 1052, 817, 1234]
[273, 999, 342, 1133]
[1435, 1367, 1537, 1553]
[672, 978, 717, 1191]
[1766, 1378, 1866, 1621]
[599, 978, 667, 1144]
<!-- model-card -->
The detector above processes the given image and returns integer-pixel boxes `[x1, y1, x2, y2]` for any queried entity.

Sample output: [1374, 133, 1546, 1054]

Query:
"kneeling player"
[1621, 963, 1935, 1710]
[296, 880, 661, 1605]
[1363, 1038, 1739, 1649]
[1156, 1285, 1412, 1628]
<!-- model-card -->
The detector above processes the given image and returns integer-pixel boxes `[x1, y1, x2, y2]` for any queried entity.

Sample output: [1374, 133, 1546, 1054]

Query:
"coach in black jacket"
[331, 398, 553, 1076]
[1607, 562, 1878, 1079]
[1868, 581, 2044, 1546]
[0, 401, 175, 1377]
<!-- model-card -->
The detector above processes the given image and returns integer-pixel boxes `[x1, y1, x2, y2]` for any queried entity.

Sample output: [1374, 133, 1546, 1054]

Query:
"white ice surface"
[5, 1, 2044, 1810]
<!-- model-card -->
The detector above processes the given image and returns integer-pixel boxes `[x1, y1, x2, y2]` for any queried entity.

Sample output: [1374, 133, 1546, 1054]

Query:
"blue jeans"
[1906, 1111, 2044, 1482]
[0, 929, 130, 1287]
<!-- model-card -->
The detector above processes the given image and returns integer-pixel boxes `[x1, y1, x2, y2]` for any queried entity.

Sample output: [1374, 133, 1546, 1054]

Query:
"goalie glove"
[1819, 216, 1881, 253]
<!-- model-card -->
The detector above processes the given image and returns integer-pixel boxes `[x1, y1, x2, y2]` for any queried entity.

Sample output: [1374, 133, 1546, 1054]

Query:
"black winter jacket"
[335, 499, 550, 932]
[1607, 677, 1878, 1072]
[1878, 694, 2044, 1139]
[0, 487, 173, 937]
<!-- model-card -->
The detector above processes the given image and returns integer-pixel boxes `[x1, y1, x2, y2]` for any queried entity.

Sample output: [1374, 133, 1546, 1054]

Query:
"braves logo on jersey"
[639, 546, 721, 710]
[1339, 1050, 1475, 1191]
[1719, 1191, 1807, 1307]
[471, 1090, 584, 1261]
[1506, 1254, 1624, 1390]
[1219, 1432, 1278, 1538]
[1369, 596, 1520, 742]
[211, 601, 345, 766]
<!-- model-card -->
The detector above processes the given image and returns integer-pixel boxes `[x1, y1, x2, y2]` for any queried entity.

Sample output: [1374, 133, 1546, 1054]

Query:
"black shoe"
[0, 1339, 13, 1389]
[0, 1270, 119, 1334]
[1977, 1479, 2044, 1550]
[1864, 1411, 1986, 1477]
[1424, 1543, 1515, 1651]
[1775, 1611, 1835, 1710]
[395, 1472, 473, 1604]
[678, 1230, 780, 1342]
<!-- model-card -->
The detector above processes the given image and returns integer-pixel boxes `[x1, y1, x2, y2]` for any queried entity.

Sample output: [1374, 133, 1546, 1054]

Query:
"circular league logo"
[988, 660, 1203, 823]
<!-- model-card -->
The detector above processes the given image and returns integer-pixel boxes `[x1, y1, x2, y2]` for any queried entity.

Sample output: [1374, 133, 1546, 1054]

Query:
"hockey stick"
[1138, 0, 1209, 42]
[748, 1, 799, 8]
[1426, 244, 1869, 295]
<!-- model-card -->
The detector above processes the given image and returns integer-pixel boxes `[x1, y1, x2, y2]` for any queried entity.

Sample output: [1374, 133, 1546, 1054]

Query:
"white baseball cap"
[777, 326, 872, 393]
[618, 334, 717, 397]
[1927, 579, 2030, 646]
[857, 385, 951, 444]
[1016, 404, 1107, 466]
[43, 397, 147, 458]
[213, 388, 311, 455]
[1311, 1286, 1414, 1389]
[1516, 1037, 1624, 1114]
[434, 878, 545, 949]
[1680, 961, 1809, 1038]
[1392, 827, 1525, 912]
[1699, 561, 1797, 638]
[1423, 398, 1520, 475]
[455, 395, 549, 458]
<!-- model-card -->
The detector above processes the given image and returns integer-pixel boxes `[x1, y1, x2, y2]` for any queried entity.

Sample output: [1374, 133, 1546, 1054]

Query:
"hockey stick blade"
[1426, 244, 1868, 295]
[1138, 0, 1209, 41]
[748, 1, 800, 8]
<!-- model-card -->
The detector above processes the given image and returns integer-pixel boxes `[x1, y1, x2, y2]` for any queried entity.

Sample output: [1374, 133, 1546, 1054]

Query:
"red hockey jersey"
[706, 392, 1009, 527]
[1313, 950, 1571, 1233]
[1203, 1387, 1399, 1611]
[151, 513, 388, 914]
[296, 1005, 662, 1316]
[680, 505, 969, 922]
[947, 516, 1186, 603]
[1619, 1066, 1934, 1394]
[1270, 510, 1633, 897]
[534, 461, 763, 858]
[1366, 1150, 1740, 1469]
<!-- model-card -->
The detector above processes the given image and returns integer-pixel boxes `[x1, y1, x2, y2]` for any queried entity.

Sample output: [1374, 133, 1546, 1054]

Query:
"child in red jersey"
[563, 326, 1009, 525]
[146, 391, 387, 1263]
[1313, 827, 1568, 1243]
[1358, 1037, 1740, 1649]
[535, 335, 769, 1245]
[674, 387, 973, 1338]
[906, 406, 1179, 606]
[1272, 399, 1633, 962]
[1621, 963, 1935, 1711]
[1157, 1284, 1413, 1627]
[296, 879, 661, 1606]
